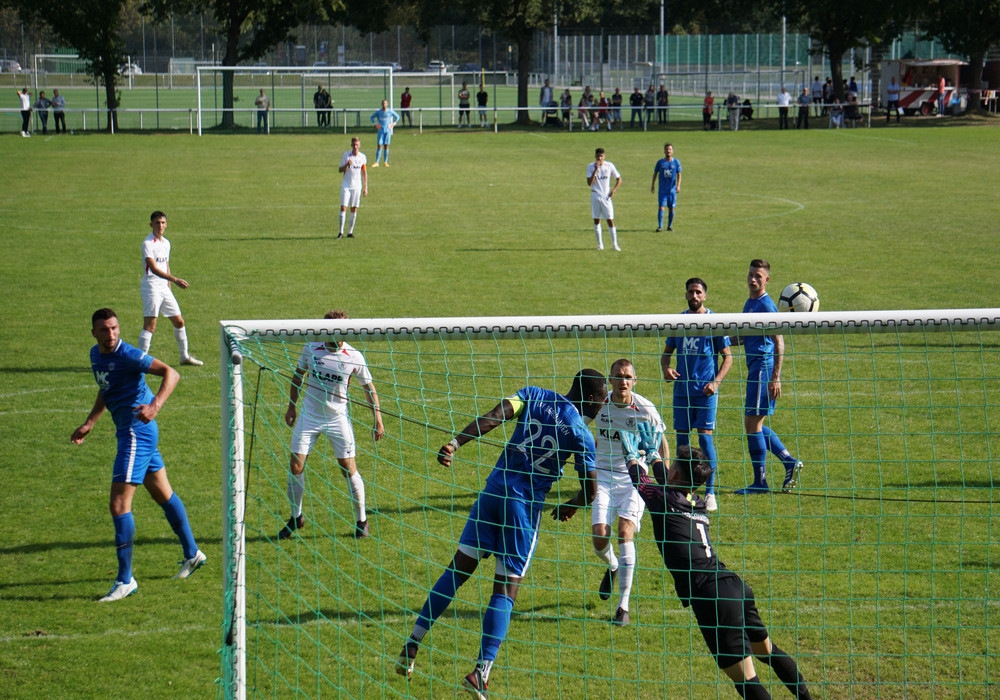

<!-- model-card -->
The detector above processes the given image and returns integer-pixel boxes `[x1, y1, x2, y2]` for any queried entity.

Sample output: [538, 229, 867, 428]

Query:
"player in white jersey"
[586, 147, 622, 251]
[281, 310, 385, 539]
[591, 358, 667, 625]
[138, 211, 202, 366]
[338, 137, 368, 238]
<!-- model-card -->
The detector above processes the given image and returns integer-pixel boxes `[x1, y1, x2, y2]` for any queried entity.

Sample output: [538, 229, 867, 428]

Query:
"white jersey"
[587, 161, 620, 199]
[296, 341, 373, 419]
[340, 150, 367, 190]
[593, 392, 666, 486]
[141, 233, 170, 289]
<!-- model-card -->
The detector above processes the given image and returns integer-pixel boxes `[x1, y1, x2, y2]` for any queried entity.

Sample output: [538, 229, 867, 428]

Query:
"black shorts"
[689, 573, 768, 669]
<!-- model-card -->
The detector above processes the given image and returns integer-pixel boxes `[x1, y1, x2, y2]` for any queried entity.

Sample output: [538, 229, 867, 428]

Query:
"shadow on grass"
[0, 535, 223, 557]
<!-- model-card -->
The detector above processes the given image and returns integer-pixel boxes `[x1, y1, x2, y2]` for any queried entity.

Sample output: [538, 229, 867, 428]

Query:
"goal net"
[196, 65, 394, 133]
[219, 310, 999, 699]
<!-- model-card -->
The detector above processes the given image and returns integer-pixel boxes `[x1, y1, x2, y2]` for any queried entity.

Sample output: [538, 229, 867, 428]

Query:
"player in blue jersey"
[661, 278, 733, 512]
[733, 260, 803, 494]
[369, 99, 400, 167]
[71, 308, 206, 602]
[396, 370, 608, 699]
[650, 143, 682, 232]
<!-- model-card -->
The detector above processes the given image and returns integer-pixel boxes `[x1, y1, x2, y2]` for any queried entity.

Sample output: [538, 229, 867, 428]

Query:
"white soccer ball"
[778, 282, 820, 312]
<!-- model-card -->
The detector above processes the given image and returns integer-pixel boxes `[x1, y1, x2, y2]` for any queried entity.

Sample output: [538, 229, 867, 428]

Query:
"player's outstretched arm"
[71, 391, 107, 444]
[437, 398, 513, 467]
[134, 359, 179, 423]
[551, 468, 596, 521]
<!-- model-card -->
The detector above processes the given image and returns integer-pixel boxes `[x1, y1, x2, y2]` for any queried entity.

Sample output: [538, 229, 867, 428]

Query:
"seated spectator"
[844, 96, 861, 127]
[741, 98, 754, 121]
[829, 99, 844, 128]
[560, 89, 573, 127]
[578, 93, 592, 130]
[948, 90, 963, 115]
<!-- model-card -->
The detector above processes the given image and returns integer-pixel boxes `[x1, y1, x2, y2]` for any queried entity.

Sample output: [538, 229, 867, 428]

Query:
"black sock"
[759, 645, 813, 699]
[734, 676, 771, 699]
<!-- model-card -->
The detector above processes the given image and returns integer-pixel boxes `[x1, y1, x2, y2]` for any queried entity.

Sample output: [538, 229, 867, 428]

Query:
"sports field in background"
[1, 119, 998, 698]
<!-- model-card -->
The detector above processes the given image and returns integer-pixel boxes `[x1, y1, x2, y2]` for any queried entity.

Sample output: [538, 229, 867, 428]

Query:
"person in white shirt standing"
[138, 211, 202, 366]
[281, 310, 385, 539]
[586, 147, 622, 251]
[338, 137, 368, 239]
[17, 87, 31, 136]
[589, 358, 668, 625]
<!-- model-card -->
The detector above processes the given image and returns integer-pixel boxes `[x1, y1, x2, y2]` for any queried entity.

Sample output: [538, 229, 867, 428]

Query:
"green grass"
[1, 121, 999, 699]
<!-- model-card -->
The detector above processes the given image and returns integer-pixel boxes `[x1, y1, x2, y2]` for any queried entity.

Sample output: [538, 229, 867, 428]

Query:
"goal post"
[196, 65, 394, 134]
[220, 309, 1000, 699]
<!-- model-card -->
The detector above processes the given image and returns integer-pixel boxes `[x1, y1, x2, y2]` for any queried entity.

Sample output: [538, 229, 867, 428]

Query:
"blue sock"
[668, 209, 675, 228]
[160, 493, 198, 560]
[746, 432, 768, 485]
[698, 433, 718, 493]
[113, 512, 135, 583]
[658, 210, 664, 228]
[762, 426, 797, 469]
[416, 565, 466, 632]
[480, 594, 514, 663]
[676, 432, 691, 449]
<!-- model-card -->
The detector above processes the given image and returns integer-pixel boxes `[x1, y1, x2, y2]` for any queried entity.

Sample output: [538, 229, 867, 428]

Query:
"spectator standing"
[255, 89, 270, 134]
[937, 76, 947, 116]
[17, 87, 31, 137]
[702, 91, 714, 130]
[630, 87, 645, 128]
[51, 88, 67, 134]
[560, 88, 573, 127]
[644, 85, 656, 125]
[776, 87, 791, 130]
[796, 87, 810, 129]
[399, 87, 412, 127]
[811, 76, 823, 116]
[34, 90, 51, 134]
[611, 88, 623, 130]
[886, 77, 901, 123]
[477, 84, 489, 127]
[726, 92, 740, 131]
[457, 82, 471, 127]
[657, 84, 669, 124]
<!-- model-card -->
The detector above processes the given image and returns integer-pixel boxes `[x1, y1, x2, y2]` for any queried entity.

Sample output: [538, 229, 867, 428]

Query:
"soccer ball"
[778, 282, 820, 312]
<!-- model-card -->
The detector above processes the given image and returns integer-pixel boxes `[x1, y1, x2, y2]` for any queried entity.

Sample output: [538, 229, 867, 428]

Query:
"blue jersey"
[90, 339, 156, 436]
[742, 294, 778, 368]
[663, 310, 731, 395]
[653, 157, 682, 194]
[370, 107, 400, 128]
[483, 386, 597, 505]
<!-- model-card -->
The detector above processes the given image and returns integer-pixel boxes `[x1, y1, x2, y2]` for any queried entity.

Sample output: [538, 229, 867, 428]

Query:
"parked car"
[312, 61, 329, 67]
[118, 62, 142, 76]
[0, 59, 22, 73]
[427, 60, 446, 72]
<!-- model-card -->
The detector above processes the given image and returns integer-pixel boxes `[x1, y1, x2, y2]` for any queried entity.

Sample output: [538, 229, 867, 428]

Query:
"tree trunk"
[103, 70, 119, 132]
[827, 44, 847, 102]
[514, 17, 532, 125]
[220, 14, 243, 129]
[967, 49, 986, 112]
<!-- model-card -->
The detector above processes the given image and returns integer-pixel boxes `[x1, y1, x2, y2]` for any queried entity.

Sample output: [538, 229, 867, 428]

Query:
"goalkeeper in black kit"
[623, 432, 815, 700]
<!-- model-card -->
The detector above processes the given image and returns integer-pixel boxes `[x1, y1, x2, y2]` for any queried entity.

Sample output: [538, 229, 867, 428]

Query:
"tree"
[145, 0, 342, 128]
[924, 0, 1000, 97]
[2, 0, 130, 131]
[787, 0, 902, 101]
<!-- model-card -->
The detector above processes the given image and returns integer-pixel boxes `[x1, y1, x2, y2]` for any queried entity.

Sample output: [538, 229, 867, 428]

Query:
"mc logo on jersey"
[682, 337, 702, 353]
[94, 370, 110, 391]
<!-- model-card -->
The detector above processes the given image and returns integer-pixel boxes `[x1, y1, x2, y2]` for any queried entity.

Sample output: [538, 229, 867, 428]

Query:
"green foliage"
[1, 124, 1000, 697]
[923, 0, 1000, 89]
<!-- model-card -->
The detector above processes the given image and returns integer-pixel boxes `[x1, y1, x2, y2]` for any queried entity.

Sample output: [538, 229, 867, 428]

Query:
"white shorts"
[290, 410, 356, 459]
[340, 187, 362, 208]
[591, 193, 614, 220]
[141, 282, 181, 319]
[591, 477, 644, 530]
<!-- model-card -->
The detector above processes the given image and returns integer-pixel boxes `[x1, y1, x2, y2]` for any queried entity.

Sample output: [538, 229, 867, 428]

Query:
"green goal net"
[219, 310, 999, 699]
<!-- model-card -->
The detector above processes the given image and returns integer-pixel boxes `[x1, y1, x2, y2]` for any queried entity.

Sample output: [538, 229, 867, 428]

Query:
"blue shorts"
[658, 191, 678, 208]
[377, 130, 392, 146]
[113, 423, 165, 484]
[744, 364, 776, 416]
[459, 491, 541, 578]
[673, 389, 719, 432]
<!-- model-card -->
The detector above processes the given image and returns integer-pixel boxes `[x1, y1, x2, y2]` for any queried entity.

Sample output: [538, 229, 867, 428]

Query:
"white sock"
[594, 541, 619, 570]
[338, 211, 346, 234]
[173, 326, 190, 360]
[288, 472, 305, 518]
[594, 225, 603, 247]
[609, 227, 619, 247]
[346, 471, 366, 522]
[618, 540, 636, 610]
[138, 329, 153, 354]
[348, 212, 357, 234]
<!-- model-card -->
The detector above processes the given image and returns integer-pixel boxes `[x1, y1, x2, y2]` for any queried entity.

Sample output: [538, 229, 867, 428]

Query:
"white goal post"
[218, 308, 1000, 699]
[195, 64, 394, 135]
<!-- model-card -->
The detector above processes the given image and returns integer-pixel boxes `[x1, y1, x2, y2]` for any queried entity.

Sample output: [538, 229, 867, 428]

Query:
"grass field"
[1, 118, 999, 699]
